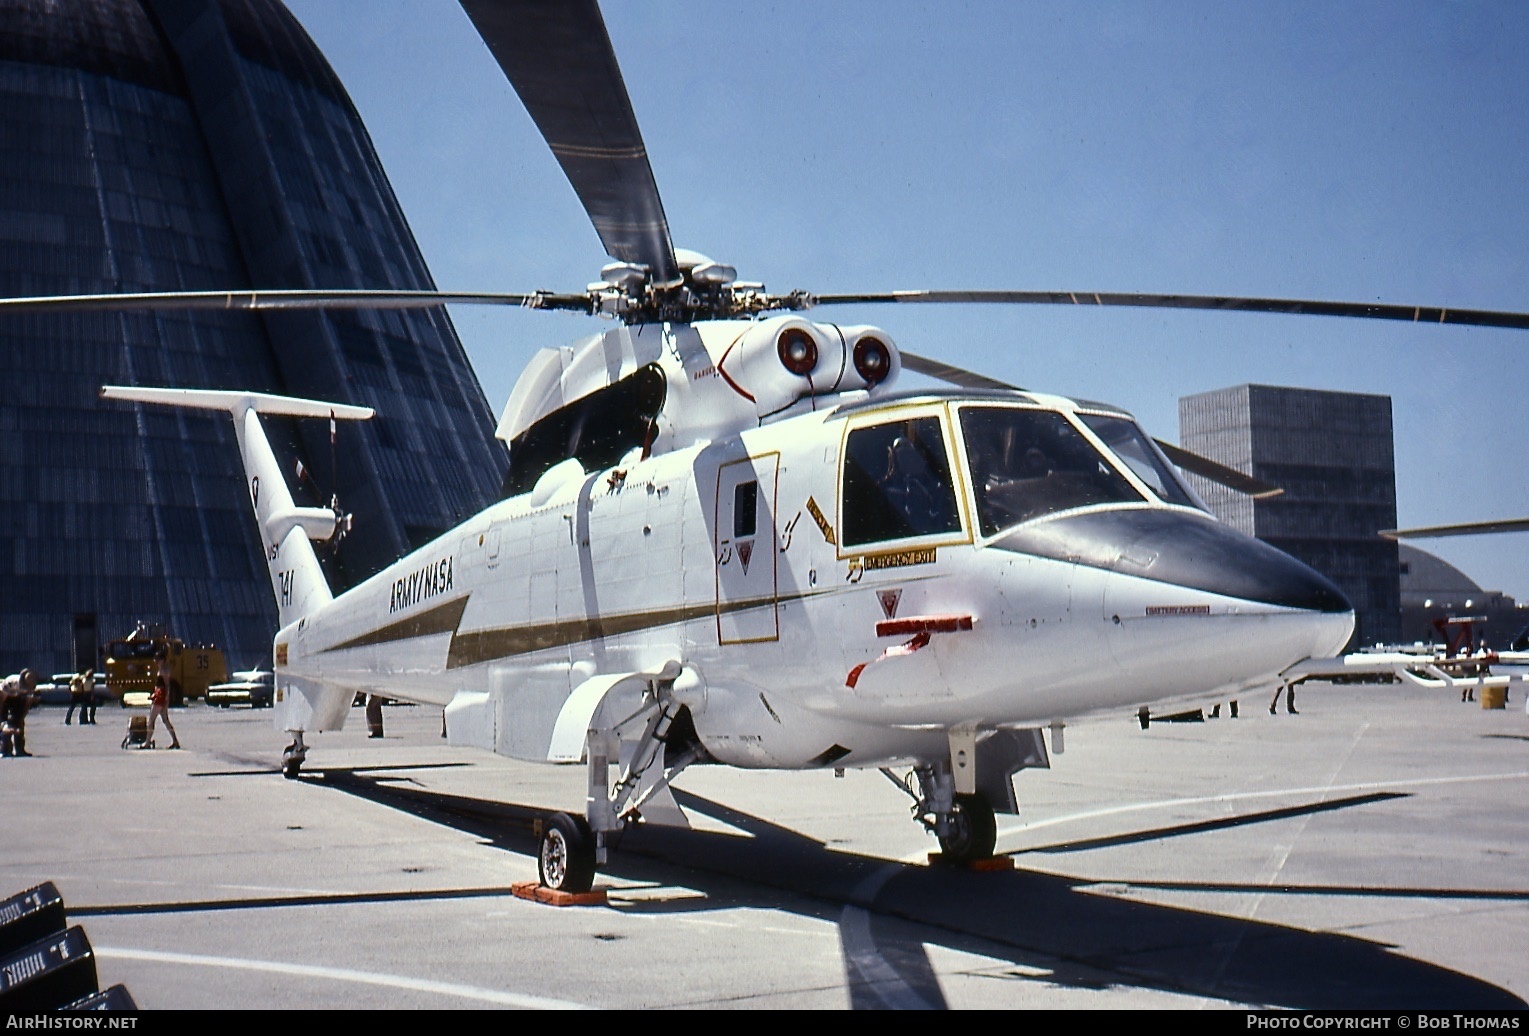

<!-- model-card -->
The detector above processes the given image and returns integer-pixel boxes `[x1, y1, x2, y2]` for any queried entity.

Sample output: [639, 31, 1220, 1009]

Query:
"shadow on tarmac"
[92, 762, 1515, 1011]
[1022, 791, 1410, 854]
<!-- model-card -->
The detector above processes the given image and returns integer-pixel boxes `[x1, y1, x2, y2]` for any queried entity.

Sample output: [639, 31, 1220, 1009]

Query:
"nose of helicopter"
[992, 507, 1355, 659]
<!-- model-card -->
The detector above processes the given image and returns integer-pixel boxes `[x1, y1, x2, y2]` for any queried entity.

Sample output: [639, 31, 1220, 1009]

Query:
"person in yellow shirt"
[65, 669, 94, 725]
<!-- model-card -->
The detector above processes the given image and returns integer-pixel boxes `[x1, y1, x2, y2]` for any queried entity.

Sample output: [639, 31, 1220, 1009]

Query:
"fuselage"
[276, 386, 1354, 771]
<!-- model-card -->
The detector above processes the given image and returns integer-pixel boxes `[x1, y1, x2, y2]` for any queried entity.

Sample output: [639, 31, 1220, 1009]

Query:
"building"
[0, 0, 509, 678]
[1178, 384, 1400, 649]
[1397, 544, 1527, 650]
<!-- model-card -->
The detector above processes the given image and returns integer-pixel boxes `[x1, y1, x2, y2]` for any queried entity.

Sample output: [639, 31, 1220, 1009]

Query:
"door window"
[841, 415, 962, 547]
[734, 480, 758, 539]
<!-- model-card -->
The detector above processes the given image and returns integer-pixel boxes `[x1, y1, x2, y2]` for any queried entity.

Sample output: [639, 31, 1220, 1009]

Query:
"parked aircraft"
[7, 2, 1528, 891]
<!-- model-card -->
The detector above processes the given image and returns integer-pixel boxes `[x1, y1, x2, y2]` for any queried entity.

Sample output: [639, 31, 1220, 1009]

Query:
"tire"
[937, 793, 998, 864]
[281, 756, 302, 780]
[538, 812, 597, 893]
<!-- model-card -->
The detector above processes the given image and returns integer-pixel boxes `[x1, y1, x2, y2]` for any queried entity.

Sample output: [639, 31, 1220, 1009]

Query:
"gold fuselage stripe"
[325, 596, 470, 651]
[315, 592, 823, 671]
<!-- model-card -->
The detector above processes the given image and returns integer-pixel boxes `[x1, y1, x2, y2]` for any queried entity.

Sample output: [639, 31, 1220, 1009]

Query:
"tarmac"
[1, 679, 1525, 1011]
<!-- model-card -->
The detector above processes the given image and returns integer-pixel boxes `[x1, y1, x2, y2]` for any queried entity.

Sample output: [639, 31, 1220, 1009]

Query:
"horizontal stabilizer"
[99, 384, 371, 631]
[100, 386, 373, 422]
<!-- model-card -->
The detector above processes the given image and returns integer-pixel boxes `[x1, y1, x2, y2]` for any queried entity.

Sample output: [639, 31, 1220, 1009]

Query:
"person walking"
[81, 669, 98, 725]
[145, 653, 181, 750]
[1269, 681, 1298, 715]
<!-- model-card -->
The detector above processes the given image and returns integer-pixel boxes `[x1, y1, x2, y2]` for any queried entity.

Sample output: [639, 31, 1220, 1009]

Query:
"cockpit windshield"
[959, 406, 1144, 536]
[1076, 413, 1203, 510]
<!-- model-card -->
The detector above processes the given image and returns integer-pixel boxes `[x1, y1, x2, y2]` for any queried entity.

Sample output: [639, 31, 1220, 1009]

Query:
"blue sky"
[285, 1, 1529, 608]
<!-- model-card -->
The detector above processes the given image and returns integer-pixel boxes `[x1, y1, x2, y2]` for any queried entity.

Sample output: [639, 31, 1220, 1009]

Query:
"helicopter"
[9, 0, 1529, 894]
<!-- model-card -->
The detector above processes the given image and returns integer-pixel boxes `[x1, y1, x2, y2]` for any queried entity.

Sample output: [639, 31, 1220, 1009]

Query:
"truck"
[103, 624, 228, 707]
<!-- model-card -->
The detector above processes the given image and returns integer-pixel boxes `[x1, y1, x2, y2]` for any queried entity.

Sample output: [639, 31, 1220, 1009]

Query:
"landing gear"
[538, 812, 597, 893]
[937, 794, 997, 863]
[281, 733, 307, 780]
[883, 764, 1001, 865]
[531, 672, 709, 892]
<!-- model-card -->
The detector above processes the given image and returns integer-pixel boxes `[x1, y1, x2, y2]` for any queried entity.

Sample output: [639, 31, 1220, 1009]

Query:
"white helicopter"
[11, 0, 1529, 894]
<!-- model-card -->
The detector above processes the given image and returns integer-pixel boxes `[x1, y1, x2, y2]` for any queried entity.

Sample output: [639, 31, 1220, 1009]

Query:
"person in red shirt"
[145, 653, 181, 750]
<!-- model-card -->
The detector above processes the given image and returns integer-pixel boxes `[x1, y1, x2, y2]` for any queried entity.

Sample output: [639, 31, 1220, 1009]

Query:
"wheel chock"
[511, 881, 607, 907]
[926, 853, 1015, 872]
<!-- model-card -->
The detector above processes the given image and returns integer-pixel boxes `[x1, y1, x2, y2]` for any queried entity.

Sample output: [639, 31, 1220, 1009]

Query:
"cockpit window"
[959, 406, 1143, 535]
[1077, 413, 1201, 510]
[842, 415, 963, 547]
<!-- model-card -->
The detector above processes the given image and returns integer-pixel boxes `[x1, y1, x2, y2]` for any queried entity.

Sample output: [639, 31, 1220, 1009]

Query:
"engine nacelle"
[715, 317, 900, 417]
[837, 325, 903, 394]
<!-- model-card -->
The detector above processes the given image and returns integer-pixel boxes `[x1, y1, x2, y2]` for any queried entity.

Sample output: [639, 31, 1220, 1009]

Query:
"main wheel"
[281, 754, 302, 780]
[538, 812, 597, 893]
[937, 793, 998, 864]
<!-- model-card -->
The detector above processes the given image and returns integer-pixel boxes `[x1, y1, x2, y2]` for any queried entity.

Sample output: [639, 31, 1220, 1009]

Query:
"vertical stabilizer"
[100, 387, 373, 628]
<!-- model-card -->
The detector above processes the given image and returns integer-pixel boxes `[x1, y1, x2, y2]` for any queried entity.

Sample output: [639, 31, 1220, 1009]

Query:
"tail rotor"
[294, 443, 355, 556]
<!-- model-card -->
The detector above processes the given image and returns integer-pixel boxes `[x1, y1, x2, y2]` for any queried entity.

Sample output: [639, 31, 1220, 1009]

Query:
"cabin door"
[714, 453, 780, 644]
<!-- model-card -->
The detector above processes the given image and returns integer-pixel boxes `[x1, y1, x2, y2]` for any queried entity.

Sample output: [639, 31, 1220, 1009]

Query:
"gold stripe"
[323, 595, 470, 652]
[319, 590, 839, 670]
[447, 602, 714, 669]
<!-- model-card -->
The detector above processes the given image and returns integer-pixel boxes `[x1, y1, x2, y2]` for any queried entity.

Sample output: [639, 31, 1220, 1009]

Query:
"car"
[205, 670, 274, 709]
[37, 674, 74, 707]
[37, 672, 107, 707]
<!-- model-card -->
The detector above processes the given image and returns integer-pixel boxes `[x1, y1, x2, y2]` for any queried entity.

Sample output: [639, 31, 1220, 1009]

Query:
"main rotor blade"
[0, 288, 592, 314]
[460, 0, 680, 287]
[1381, 518, 1529, 539]
[900, 350, 1023, 392]
[1152, 440, 1283, 499]
[812, 290, 1529, 331]
[900, 352, 1283, 498]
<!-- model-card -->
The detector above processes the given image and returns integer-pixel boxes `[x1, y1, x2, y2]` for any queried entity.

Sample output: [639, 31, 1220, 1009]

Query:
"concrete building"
[0, 0, 508, 677]
[1178, 384, 1400, 650]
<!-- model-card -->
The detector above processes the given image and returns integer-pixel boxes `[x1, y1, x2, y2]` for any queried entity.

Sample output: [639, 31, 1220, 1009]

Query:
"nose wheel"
[884, 767, 1002, 865]
[937, 793, 998, 864]
[538, 812, 597, 893]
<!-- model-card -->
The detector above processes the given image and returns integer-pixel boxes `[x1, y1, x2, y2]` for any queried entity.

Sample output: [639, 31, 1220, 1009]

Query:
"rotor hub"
[578, 251, 814, 323]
